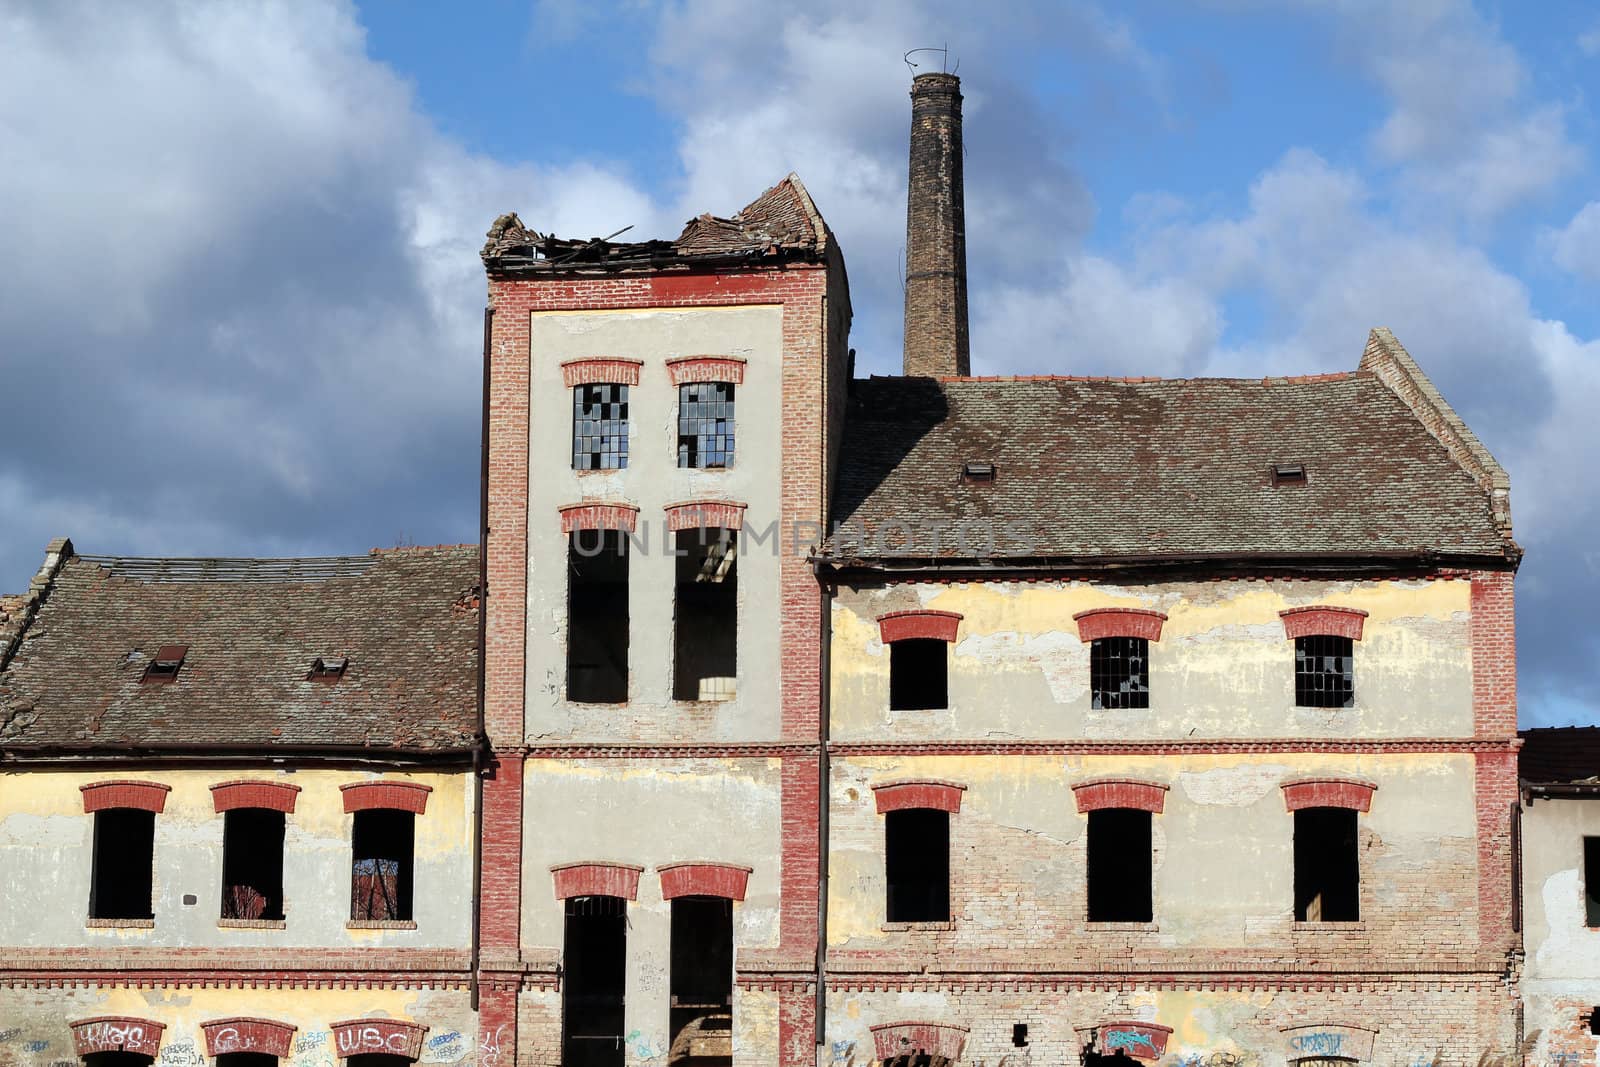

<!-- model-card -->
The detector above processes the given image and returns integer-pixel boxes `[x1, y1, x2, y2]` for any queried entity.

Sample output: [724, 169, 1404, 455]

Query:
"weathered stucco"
[1520, 797, 1600, 1067]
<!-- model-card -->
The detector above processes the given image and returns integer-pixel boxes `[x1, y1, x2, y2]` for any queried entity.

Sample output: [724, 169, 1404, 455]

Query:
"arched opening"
[882, 1056, 952, 1067]
[1081, 1050, 1142, 1067]
[345, 1056, 412, 1067]
[216, 1054, 278, 1067]
[83, 1053, 154, 1067]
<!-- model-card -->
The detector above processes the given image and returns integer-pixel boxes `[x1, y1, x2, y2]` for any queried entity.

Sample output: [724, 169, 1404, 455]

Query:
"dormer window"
[1272, 463, 1308, 487]
[310, 656, 348, 683]
[142, 644, 187, 684]
[961, 461, 996, 484]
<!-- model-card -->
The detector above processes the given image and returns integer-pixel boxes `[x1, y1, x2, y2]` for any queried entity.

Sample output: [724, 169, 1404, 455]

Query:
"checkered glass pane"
[573, 384, 629, 470]
[677, 382, 735, 468]
[1090, 636, 1150, 709]
[1295, 635, 1354, 707]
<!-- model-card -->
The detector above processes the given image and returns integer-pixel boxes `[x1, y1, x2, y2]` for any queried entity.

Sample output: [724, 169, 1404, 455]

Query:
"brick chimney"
[902, 72, 970, 378]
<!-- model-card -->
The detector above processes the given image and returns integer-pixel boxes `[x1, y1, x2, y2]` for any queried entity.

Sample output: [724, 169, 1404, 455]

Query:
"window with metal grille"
[1090, 637, 1149, 709]
[1295, 635, 1354, 707]
[573, 384, 629, 470]
[350, 809, 413, 922]
[677, 382, 735, 468]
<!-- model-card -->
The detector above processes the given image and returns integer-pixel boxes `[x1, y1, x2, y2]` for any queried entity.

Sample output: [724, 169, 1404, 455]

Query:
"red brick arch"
[1092, 1021, 1174, 1061]
[340, 781, 432, 814]
[551, 861, 644, 901]
[1072, 777, 1170, 814]
[657, 861, 754, 901]
[876, 610, 963, 644]
[559, 502, 639, 533]
[71, 1017, 166, 1057]
[871, 779, 966, 814]
[869, 1021, 969, 1061]
[211, 780, 302, 814]
[1281, 777, 1378, 812]
[666, 355, 747, 385]
[202, 1018, 297, 1058]
[1073, 608, 1168, 642]
[1279, 606, 1369, 641]
[561, 357, 642, 387]
[331, 1018, 429, 1061]
[665, 500, 747, 531]
[80, 780, 171, 814]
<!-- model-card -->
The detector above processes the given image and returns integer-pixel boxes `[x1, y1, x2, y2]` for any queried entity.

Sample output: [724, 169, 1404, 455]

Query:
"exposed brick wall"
[556, 501, 638, 532]
[877, 610, 963, 644]
[1073, 608, 1168, 642]
[80, 780, 171, 813]
[1280, 606, 1369, 641]
[870, 1020, 969, 1060]
[200, 1017, 296, 1057]
[339, 781, 432, 814]
[210, 780, 302, 813]
[478, 754, 523, 955]
[666, 354, 747, 385]
[664, 500, 748, 531]
[902, 72, 970, 378]
[550, 861, 643, 900]
[658, 861, 754, 900]
[1476, 746, 1519, 955]
[1471, 570, 1518, 739]
[559, 356, 641, 387]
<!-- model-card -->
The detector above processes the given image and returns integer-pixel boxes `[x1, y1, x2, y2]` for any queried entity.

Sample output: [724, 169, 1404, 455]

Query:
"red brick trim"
[558, 502, 639, 533]
[340, 781, 432, 814]
[665, 500, 747, 531]
[1281, 777, 1378, 812]
[872, 779, 966, 814]
[658, 861, 754, 901]
[202, 1018, 297, 1058]
[80, 780, 171, 814]
[71, 1017, 166, 1057]
[1073, 608, 1168, 642]
[550, 861, 644, 901]
[870, 1021, 969, 1061]
[560, 357, 642, 387]
[1279, 606, 1369, 641]
[211, 780, 302, 814]
[666, 355, 747, 385]
[1091, 1021, 1174, 1061]
[1471, 570, 1517, 738]
[332, 1019, 428, 1060]
[876, 610, 963, 644]
[1072, 778, 1170, 814]
[829, 738, 1512, 756]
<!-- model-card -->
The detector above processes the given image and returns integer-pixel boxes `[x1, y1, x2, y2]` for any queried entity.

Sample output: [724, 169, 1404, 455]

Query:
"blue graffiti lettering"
[1290, 1033, 1344, 1057]
[1105, 1030, 1158, 1055]
[25, 1042, 50, 1053]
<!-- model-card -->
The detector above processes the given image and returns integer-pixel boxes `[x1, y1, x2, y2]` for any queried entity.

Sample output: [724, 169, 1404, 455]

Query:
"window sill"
[347, 919, 417, 930]
[1085, 921, 1160, 932]
[882, 920, 956, 931]
[1292, 920, 1366, 930]
[219, 918, 286, 929]
[86, 918, 154, 929]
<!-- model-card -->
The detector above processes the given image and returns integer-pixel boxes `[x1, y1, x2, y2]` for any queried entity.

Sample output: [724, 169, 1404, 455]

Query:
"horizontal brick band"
[872, 779, 966, 814]
[666, 355, 747, 385]
[561, 357, 642, 387]
[211, 780, 302, 814]
[72, 1017, 166, 1057]
[80, 780, 171, 814]
[559, 502, 639, 533]
[1093, 1021, 1174, 1061]
[550, 861, 644, 901]
[877, 610, 963, 644]
[340, 781, 433, 814]
[1281, 1023, 1379, 1062]
[331, 1018, 429, 1061]
[870, 1021, 969, 1061]
[665, 500, 747, 531]
[1072, 778, 1170, 814]
[658, 861, 754, 901]
[1280, 606, 1368, 641]
[1073, 608, 1168, 642]
[1281, 777, 1378, 812]
[202, 1017, 297, 1058]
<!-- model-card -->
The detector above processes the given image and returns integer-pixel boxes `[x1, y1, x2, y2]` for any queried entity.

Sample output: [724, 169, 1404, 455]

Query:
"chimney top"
[902, 71, 970, 378]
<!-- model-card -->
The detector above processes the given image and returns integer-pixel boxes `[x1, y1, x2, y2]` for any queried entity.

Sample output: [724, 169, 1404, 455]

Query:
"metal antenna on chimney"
[903, 45, 953, 74]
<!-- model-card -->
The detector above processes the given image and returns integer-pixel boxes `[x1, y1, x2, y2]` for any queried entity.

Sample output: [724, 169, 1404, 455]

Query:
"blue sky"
[2, 1, 1598, 725]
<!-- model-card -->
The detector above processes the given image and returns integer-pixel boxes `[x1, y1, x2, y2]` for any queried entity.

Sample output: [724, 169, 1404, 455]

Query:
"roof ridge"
[925, 371, 1365, 385]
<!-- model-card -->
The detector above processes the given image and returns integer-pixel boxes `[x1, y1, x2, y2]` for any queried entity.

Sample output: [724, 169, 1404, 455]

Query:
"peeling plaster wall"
[523, 306, 785, 744]
[830, 578, 1472, 742]
[1520, 798, 1600, 1067]
[0, 768, 473, 948]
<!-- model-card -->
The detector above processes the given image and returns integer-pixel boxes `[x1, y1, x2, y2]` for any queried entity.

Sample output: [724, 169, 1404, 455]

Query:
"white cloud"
[1550, 201, 1600, 281]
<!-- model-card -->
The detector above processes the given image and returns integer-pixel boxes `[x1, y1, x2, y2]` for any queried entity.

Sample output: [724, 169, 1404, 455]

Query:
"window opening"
[222, 808, 286, 920]
[677, 382, 734, 468]
[961, 460, 996, 484]
[573, 384, 629, 470]
[669, 896, 733, 1066]
[1294, 807, 1359, 921]
[1013, 1024, 1030, 1048]
[216, 1055, 277, 1067]
[142, 644, 187, 683]
[351, 809, 414, 922]
[309, 656, 347, 682]
[1087, 808, 1153, 922]
[1586, 837, 1600, 927]
[673, 529, 737, 701]
[885, 808, 950, 922]
[346, 1057, 412, 1067]
[1090, 637, 1149, 709]
[884, 1056, 951, 1067]
[1272, 463, 1308, 486]
[890, 638, 947, 711]
[1295, 635, 1354, 708]
[563, 894, 627, 1067]
[90, 808, 155, 919]
[83, 1054, 155, 1067]
[568, 530, 629, 703]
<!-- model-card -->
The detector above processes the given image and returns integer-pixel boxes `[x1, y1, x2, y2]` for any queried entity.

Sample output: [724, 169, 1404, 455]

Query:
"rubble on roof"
[1520, 727, 1600, 785]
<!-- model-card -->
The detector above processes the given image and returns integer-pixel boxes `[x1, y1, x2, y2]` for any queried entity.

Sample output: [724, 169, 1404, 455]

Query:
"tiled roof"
[824, 369, 1515, 565]
[1520, 727, 1600, 784]
[0, 544, 479, 753]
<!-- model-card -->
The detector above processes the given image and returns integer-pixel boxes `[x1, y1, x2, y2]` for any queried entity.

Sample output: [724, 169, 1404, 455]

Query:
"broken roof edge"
[811, 546, 1521, 576]
[0, 537, 73, 675]
[1360, 327, 1514, 539]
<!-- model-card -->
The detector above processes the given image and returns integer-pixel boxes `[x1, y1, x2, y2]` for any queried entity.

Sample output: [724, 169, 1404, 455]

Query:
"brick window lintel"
[1281, 777, 1378, 812]
[211, 780, 303, 814]
[71, 1017, 167, 1058]
[666, 355, 747, 385]
[551, 861, 645, 901]
[665, 500, 747, 531]
[1072, 777, 1170, 814]
[80, 780, 172, 814]
[877, 610, 964, 644]
[1073, 608, 1168, 643]
[201, 1018, 298, 1058]
[340, 780, 433, 814]
[561, 358, 642, 387]
[559, 502, 640, 533]
[330, 1018, 430, 1061]
[869, 1021, 970, 1062]
[1280, 606, 1369, 641]
[872, 779, 966, 814]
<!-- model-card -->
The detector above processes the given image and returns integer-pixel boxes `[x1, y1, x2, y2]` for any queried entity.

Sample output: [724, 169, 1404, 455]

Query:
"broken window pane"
[568, 530, 629, 703]
[1295, 635, 1354, 708]
[673, 528, 737, 701]
[351, 809, 414, 922]
[1087, 808, 1153, 922]
[90, 808, 155, 920]
[677, 382, 735, 468]
[573, 384, 629, 470]
[221, 808, 286, 921]
[563, 894, 627, 1067]
[1294, 807, 1359, 922]
[890, 639, 948, 711]
[1090, 637, 1149, 709]
[669, 896, 733, 1066]
[885, 808, 950, 922]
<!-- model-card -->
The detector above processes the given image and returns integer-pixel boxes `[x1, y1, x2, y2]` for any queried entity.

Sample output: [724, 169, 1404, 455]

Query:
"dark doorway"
[346, 1056, 412, 1067]
[885, 808, 950, 922]
[569, 530, 629, 702]
[83, 1054, 155, 1067]
[563, 894, 627, 1067]
[221, 808, 286, 920]
[669, 896, 733, 1065]
[1294, 806, 1359, 921]
[673, 529, 738, 702]
[90, 808, 155, 920]
[1087, 808, 1153, 922]
[216, 1054, 277, 1067]
[351, 809, 414, 922]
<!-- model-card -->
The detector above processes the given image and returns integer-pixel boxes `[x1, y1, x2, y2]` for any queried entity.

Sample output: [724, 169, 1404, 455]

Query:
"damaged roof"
[0, 542, 479, 756]
[482, 173, 831, 272]
[1520, 728, 1600, 785]
[824, 331, 1517, 568]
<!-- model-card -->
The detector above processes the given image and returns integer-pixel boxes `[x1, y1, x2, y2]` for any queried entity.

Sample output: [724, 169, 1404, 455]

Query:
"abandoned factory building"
[0, 71, 1538, 1067]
